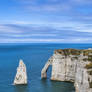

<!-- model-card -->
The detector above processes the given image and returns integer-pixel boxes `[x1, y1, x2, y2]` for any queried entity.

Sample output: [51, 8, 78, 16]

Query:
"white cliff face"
[14, 59, 27, 85]
[41, 49, 92, 92]
[51, 53, 77, 82]
[74, 61, 89, 92]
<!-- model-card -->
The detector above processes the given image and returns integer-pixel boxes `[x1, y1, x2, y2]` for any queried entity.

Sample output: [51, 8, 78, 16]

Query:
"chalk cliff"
[14, 59, 27, 85]
[41, 49, 92, 92]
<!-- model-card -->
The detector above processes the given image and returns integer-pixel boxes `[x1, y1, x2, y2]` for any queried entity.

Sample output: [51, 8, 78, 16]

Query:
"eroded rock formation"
[41, 49, 92, 92]
[14, 59, 27, 85]
[41, 56, 53, 78]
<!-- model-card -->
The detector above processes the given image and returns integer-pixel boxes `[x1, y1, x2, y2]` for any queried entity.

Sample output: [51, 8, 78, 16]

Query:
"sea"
[0, 43, 92, 92]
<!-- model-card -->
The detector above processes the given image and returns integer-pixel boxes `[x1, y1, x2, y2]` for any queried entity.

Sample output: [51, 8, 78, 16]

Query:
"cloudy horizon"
[0, 0, 92, 43]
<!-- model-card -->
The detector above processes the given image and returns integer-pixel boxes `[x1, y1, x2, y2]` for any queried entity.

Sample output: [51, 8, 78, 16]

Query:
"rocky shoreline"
[41, 49, 92, 92]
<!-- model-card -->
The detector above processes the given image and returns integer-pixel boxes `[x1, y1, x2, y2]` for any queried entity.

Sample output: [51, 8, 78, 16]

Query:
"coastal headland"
[41, 49, 92, 92]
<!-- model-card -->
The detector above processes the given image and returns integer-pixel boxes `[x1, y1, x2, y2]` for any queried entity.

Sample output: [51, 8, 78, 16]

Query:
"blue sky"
[0, 0, 92, 43]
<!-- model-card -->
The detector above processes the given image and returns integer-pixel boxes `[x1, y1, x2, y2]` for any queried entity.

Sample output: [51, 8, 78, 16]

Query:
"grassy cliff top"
[55, 49, 92, 56]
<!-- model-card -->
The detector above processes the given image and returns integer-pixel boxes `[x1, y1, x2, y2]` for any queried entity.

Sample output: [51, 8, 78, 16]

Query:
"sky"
[0, 0, 92, 43]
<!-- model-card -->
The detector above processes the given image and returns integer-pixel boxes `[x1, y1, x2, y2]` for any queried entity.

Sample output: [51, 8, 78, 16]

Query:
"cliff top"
[55, 48, 92, 56]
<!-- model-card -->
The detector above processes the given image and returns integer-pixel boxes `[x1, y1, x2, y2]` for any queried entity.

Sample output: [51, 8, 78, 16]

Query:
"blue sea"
[0, 43, 92, 92]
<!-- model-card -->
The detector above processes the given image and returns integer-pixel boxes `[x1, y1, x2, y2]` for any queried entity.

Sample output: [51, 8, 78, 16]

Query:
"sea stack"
[14, 59, 27, 85]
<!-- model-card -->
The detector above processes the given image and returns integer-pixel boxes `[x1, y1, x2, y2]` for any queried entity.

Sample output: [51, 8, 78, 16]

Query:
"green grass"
[55, 49, 92, 58]
[83, 50, 92, 56]
[55, 49, 81, 56]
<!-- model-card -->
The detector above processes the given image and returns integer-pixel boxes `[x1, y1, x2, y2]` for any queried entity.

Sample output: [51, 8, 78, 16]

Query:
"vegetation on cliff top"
[55, 49, 81, 56]
[55, 49, 92, 57]
[83, 50, 92, 56]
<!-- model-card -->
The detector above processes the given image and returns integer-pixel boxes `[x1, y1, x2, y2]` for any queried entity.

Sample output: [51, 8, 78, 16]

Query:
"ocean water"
[0, 43, 92, 92]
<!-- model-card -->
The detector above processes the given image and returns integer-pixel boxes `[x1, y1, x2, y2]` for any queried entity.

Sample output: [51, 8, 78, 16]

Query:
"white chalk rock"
[14, 59, 27, 85]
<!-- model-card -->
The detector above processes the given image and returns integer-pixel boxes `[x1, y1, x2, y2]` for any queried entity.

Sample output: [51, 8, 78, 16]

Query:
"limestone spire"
[13, 59, 27, 85]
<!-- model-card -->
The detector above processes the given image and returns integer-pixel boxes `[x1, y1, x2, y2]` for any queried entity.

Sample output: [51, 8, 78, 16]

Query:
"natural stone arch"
[41, 56, 53, 79]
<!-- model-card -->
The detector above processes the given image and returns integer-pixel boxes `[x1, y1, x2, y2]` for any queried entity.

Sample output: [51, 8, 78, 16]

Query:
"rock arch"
[41, 56, 53, 79]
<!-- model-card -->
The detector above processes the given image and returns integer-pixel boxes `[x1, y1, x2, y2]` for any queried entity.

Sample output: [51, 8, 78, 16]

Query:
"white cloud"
[0, 38, 64, 43]
[0, 18, 92, 43]
[2, 33, 57, 37]
[0, 25, 22, 33]
[0, 37, 92, 43]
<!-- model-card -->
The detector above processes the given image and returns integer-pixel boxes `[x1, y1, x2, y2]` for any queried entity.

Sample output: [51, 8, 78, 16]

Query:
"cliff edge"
[41, 49, 92, 92]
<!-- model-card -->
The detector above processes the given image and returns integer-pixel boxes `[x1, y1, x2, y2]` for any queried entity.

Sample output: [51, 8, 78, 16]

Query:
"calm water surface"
[0, 43, 92, 92]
